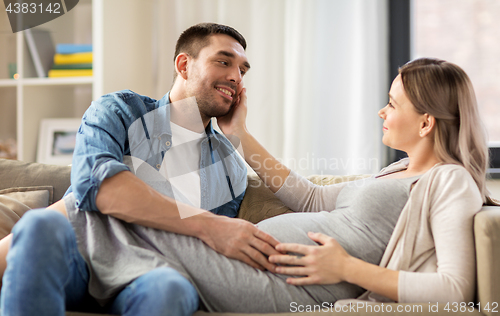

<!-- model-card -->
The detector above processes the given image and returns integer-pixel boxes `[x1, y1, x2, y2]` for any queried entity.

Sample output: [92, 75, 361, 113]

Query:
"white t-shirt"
[159, 122, 205, 208]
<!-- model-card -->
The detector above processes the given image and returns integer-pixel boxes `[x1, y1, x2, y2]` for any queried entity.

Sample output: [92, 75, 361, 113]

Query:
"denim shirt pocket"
[148, 133, 171, 169]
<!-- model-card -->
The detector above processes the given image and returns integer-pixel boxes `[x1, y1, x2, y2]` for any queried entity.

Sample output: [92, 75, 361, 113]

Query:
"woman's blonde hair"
[399, 58, 490, 203]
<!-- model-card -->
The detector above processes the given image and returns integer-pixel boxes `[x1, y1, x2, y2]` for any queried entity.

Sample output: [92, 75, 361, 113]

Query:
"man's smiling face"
[184, 34, 250, 120]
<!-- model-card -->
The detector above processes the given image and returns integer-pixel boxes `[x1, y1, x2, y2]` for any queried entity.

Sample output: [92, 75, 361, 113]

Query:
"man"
[1, 23, 279, 316]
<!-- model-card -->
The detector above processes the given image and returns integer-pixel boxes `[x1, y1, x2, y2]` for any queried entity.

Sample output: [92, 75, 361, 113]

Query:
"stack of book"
[48, 44, 93, 78]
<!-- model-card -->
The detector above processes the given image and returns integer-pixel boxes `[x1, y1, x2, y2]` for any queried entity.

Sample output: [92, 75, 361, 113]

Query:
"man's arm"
[72, 92, 278, 270]
[97, 170, 279, 271]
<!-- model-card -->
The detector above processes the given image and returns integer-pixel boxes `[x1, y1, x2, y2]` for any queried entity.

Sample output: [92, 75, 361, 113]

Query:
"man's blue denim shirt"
[65, 90, 247, 217]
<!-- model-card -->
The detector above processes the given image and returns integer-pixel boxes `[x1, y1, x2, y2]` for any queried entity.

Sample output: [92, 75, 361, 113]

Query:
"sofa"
[0, 158, 499, 315]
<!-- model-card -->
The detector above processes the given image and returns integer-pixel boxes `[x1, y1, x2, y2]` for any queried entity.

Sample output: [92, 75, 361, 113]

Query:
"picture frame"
[37, 118, 81, 165]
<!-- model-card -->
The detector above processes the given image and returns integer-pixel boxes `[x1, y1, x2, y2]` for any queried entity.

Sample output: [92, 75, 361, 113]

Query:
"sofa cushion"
[0, 186, 53, 239]
[0, 158, 71, 202]
[237, 175, 294, 224]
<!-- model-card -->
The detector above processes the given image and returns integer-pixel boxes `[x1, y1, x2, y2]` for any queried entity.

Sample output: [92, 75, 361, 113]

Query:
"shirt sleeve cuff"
[77, 158, 130, 211]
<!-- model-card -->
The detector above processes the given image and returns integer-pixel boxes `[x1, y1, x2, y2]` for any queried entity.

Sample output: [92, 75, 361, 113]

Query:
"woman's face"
[378, 75, 424, 152]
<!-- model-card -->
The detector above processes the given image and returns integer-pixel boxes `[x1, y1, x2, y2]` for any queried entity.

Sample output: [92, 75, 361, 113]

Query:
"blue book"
[56, 44, 93, 54]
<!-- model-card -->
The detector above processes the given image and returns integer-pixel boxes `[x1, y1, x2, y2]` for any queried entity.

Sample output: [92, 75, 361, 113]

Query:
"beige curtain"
[152, 0, 388, 175]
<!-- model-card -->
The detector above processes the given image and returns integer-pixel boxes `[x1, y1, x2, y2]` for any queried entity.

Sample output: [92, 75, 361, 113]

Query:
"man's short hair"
[173, 23, 247, 78]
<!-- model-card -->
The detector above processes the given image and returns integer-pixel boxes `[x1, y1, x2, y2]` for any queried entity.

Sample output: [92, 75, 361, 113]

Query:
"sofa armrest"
[474, 206, 500, 316]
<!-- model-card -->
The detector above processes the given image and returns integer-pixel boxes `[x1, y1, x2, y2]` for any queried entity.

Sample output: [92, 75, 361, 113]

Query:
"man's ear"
[420, 113, 436, 137]
[175, 53, 189, 80]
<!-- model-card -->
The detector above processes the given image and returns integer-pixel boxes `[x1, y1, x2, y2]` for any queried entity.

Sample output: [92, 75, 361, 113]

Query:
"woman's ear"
[419, 113, 436, 137]
[175, 53, 189, 80]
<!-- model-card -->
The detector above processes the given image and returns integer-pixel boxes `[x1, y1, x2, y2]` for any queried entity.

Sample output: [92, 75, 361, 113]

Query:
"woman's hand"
[216, 87, 248, 138]
[216, 86, 292, 193]
[269, 232, 352, 285]
[271, 232, 399, 301]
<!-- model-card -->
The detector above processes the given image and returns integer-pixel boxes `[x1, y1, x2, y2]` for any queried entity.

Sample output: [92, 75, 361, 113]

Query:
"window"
[389, 0, 500, 174]
[413, 0, 500, 142]
[412, 0, 500, 175]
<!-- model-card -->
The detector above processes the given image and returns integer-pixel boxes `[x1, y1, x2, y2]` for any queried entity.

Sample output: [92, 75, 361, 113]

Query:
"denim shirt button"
[165, 141, 171, 146]
[156, 164, 161, 169]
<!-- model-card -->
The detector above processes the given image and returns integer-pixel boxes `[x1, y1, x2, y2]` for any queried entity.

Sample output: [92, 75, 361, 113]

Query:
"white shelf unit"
[0, 0, 97, 162]
[1, 0, 156, 162]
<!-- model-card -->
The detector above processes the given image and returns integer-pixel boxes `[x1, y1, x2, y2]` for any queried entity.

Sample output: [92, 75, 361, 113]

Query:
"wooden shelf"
[0, 79, 18, 87]
[0, 77, 93, 87]
[22, 77, 94, 86]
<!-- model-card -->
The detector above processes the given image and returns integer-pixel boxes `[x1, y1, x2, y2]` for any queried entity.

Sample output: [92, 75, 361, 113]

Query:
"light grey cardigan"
[275, 158, 483, 303]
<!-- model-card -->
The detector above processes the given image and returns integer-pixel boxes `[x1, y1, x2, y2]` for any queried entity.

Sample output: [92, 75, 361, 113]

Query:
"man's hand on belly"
[198, 216, 280, 272]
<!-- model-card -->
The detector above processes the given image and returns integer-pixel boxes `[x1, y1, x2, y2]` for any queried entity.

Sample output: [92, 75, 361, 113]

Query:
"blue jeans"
[0, 210, 199, 316]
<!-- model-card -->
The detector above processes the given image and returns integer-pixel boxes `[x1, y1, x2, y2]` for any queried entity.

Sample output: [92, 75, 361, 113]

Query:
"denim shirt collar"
[151, 92, 172, 139]
[152, 91, 220, 151]
[204, 121, 220, 152]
